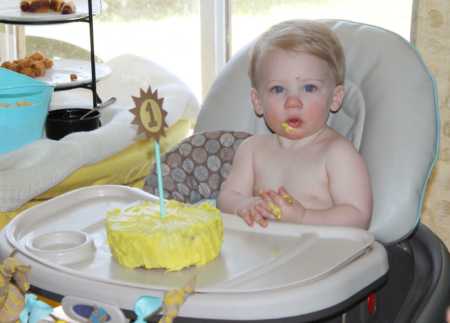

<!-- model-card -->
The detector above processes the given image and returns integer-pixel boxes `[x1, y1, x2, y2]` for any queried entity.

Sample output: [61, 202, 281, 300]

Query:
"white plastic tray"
[0, 185, 388, 320]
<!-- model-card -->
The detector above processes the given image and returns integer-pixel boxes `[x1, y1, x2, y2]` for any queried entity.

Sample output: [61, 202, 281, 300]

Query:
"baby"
[217, 20, 372, 229]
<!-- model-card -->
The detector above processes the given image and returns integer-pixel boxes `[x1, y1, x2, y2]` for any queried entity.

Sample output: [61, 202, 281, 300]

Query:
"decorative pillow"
[145, 131, 252, 204]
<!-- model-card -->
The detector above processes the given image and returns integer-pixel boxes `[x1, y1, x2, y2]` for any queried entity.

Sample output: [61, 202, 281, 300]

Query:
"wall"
[413, 0, 450, 247]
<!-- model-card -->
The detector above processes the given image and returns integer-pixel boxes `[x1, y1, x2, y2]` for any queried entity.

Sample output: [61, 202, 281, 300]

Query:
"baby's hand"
[235, 197, 268, 228]
[258, 187, 305, 223]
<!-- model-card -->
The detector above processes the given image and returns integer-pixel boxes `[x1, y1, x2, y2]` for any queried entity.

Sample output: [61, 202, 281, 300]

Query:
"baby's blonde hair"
[249, 20, 345, 88]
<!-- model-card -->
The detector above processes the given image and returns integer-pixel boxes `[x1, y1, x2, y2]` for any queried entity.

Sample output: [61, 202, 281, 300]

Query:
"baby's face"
[251, 49, 343, 140]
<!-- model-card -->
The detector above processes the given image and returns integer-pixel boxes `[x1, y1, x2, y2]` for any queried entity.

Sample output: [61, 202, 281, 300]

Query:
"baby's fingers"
[238, 208, 254, 226]
[259, 191, 282, 220]
[252, 207, 268, 228]
[260, 190, 277, 206]
[255, 204, 274, 222]
[267, 190, 286, 206]
[278, 186, 294, 205]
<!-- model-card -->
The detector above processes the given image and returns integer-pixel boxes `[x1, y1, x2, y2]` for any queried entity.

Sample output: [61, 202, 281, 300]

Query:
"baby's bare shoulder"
[323, 129, 359, 157]
[321, 132, 367, 180]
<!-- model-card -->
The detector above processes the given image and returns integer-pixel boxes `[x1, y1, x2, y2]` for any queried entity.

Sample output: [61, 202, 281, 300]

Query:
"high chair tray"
[0, 185, 388, 320]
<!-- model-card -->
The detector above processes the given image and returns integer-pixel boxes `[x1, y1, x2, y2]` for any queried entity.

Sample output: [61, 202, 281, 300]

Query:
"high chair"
[189, 19, 450, 322]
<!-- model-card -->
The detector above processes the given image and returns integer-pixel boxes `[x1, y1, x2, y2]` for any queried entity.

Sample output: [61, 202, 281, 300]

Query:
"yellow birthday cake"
[105, 199, 223, 271]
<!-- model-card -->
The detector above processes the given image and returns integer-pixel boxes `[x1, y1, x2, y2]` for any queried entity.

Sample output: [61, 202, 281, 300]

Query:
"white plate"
[36, 58, 111, 89]
[0, 0, 101, 23]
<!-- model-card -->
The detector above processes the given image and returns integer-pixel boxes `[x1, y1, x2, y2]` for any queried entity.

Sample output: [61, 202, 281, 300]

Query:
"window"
[1, 0, 413, 102]
[8, 0, 202, 98]
[230, 0, 414, 55]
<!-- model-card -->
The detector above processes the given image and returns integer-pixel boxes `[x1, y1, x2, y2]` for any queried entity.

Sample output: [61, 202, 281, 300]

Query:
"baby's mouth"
[281, 118, 302, 134]
[286, 118, 302, 128]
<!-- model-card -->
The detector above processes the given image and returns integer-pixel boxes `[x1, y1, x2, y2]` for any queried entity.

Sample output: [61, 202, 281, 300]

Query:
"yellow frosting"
[268, 202, 282, 220]
[105, 200, 223, 271]
[281, 122, 295, 133]
[267, 193, 293, 220]
[281, 193, 294, 205]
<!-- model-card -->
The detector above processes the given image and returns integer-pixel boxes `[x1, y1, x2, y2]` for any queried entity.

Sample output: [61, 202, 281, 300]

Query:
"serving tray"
[0, 0, 101, 24]
[38, 59, 111, 90]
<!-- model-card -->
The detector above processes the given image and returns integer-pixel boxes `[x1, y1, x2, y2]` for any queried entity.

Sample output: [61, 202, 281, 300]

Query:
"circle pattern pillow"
[145, 131, 251, 204]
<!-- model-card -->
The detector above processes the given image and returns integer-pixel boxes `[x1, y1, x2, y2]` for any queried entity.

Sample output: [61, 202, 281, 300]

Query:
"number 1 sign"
[130, 87, 169, 216]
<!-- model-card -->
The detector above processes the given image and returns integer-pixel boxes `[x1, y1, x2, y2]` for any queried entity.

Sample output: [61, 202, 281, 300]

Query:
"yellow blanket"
[0, 119, 192, 228]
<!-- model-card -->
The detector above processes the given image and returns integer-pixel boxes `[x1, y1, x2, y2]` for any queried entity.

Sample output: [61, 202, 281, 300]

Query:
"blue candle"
[154, 140, 166, 217]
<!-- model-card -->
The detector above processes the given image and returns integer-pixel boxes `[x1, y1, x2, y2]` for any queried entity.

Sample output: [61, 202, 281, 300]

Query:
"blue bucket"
[0, 68, 53, 154]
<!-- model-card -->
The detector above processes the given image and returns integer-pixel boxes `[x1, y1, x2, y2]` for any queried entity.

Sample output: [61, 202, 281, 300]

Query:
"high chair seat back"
[195, 20, 438, 244]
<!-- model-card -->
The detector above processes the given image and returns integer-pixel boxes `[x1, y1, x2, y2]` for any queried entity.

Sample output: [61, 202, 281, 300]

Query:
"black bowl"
[45, 108, 101, 140]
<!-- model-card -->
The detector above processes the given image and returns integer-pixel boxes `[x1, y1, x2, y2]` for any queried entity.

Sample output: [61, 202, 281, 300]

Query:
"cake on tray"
[105, 199, 223, 271]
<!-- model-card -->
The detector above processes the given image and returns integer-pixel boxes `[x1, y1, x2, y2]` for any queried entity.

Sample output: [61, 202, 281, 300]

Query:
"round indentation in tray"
[26, 230, 95, 265]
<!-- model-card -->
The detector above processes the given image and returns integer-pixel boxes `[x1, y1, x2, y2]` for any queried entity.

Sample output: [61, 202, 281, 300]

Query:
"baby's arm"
[217, 138, 267, 227]
[303, 140, 372, 229]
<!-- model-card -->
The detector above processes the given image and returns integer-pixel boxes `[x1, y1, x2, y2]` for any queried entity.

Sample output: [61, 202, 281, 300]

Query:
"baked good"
[60, 0, 75, 14]
[1, 51, 53, 78]
[20, 0, 76, 14]
[20, 0, 50, 13]
[49, 0, 63, 11]
[20, 0, 32, 12]
[105, 199, 223, 271]
[50, 0, 75, 14]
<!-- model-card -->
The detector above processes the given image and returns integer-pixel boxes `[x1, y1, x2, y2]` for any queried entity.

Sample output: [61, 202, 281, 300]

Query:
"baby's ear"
[330, 85, 345, 113]
[251, 88, 264, 117]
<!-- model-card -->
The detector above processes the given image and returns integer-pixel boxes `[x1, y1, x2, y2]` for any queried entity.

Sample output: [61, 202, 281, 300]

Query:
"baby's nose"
[285, 95, 302, 109]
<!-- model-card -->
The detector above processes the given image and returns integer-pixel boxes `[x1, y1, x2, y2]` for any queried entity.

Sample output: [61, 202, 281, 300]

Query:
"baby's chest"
[253, 150, 327, 190]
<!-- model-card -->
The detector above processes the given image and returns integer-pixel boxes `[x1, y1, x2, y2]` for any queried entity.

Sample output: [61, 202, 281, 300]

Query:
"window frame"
[2, 25, 21, 61]
[200, 0, 230, 98]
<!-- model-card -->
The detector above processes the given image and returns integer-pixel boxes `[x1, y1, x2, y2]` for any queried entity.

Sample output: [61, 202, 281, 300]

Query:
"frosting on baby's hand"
[260, 190, 294, 220]
[268, 202, 282, 220]
[281, 192, 294, 204]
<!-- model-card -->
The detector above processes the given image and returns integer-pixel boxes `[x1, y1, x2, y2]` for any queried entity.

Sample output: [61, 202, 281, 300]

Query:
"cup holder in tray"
[26, 230, 95, 265]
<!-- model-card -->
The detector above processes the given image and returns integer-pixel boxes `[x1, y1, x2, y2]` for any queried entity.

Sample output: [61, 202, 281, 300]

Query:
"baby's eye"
[270, 85, 284, 94]
[304, 84, 318, 93]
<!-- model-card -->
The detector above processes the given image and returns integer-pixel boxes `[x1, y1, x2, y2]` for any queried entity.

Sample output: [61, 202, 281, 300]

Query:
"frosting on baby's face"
[281, 122, 295, 134]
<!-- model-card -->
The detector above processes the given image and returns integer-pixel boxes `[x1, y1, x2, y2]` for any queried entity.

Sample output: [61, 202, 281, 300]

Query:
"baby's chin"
[277, 126, 303, 140]
[277, 121, 325, 141]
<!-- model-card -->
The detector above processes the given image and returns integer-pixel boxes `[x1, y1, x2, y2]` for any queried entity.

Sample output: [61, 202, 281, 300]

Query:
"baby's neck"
[276, 126, 327, 149]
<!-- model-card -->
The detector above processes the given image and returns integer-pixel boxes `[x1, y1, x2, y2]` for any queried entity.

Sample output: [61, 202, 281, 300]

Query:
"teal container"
[0, 67, 53, 154]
